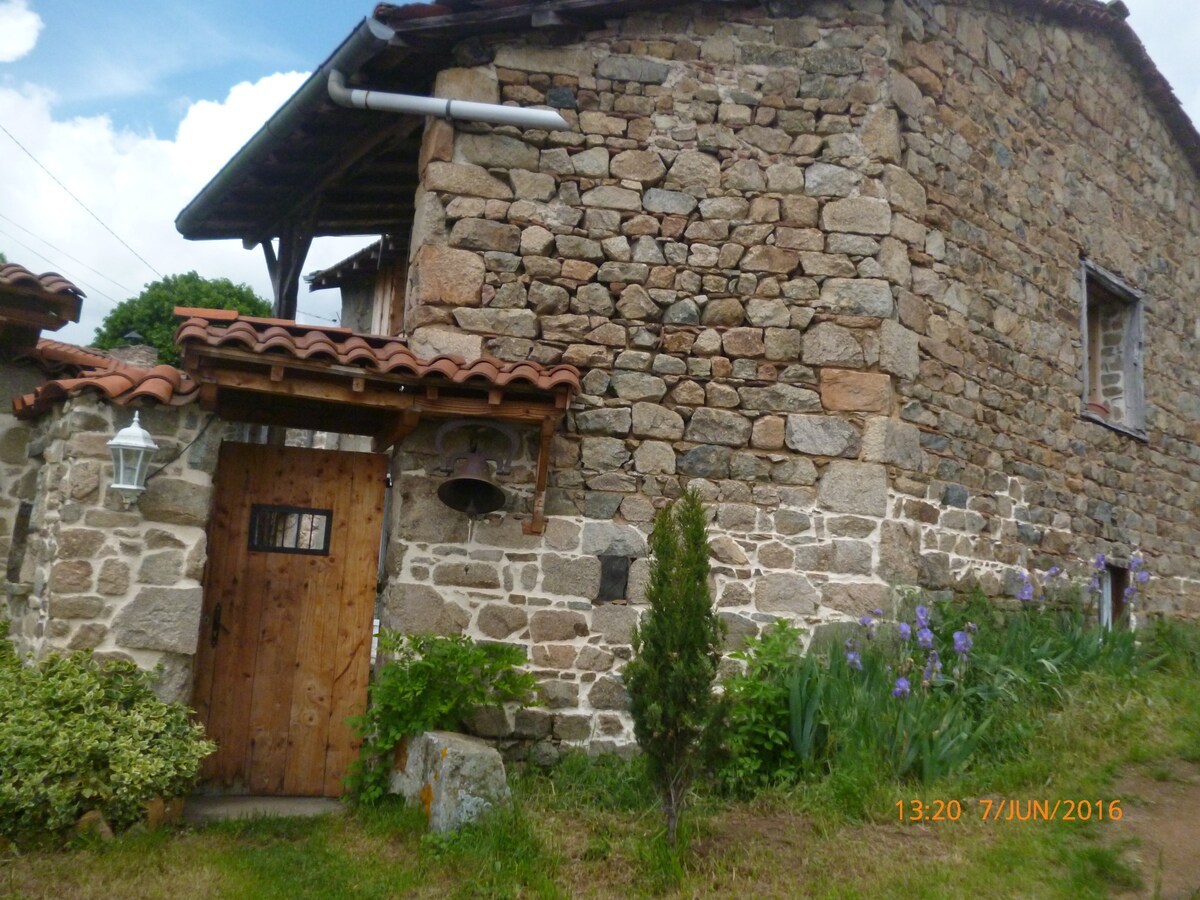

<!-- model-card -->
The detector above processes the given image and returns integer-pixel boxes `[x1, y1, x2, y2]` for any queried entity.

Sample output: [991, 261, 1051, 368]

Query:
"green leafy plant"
[347, 631, 536, 805]
[720, 621, 807, 792]
[0, 627, 214, 840]
[623, 488, 725, 847]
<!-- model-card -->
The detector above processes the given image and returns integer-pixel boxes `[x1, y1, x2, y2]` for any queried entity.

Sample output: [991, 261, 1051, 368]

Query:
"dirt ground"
[1113, 760, 1200, 899]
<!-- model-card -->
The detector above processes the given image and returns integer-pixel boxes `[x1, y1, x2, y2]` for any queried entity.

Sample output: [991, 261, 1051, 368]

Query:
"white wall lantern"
[107, 411, 158, 503]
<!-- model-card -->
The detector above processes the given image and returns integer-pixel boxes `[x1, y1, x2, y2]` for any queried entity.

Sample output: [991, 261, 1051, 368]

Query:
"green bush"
[347, 631, 536, 805]
[720, 621, 807, 792]
[0, 630, 214, 839]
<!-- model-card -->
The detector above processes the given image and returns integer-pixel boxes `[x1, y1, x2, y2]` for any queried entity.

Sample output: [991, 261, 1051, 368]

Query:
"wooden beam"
[194, 364, 564, 424]
[372, 410, 421, 452]
[522, 416, 561, 536]
[258, 117, 421, 245]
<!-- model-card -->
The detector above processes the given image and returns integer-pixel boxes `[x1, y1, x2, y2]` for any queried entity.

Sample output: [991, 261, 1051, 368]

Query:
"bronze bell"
[437, 450, 507, 516]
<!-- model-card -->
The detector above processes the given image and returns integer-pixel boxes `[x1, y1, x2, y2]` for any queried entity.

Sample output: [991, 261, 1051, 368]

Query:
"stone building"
[6, 0, 1200, 787]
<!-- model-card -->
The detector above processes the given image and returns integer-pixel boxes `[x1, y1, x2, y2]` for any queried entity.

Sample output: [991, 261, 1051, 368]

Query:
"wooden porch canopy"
[174, 308, 580, 531]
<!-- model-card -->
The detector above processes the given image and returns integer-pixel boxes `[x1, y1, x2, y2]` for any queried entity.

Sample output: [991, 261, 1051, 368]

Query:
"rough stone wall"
[0, 361, 45, 587]
[890, 0, 1200, 616]
[383, 0, 1200, 749]
[4, 394, 223, 703]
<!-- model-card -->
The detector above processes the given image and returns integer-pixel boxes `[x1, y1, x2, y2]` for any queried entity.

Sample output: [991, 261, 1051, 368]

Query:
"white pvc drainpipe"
[327, 69, 569, 131]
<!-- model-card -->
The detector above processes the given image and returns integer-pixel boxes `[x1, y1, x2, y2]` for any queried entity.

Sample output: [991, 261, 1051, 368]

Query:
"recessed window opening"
[1097, 563, 1130, 630]
[248, 505, 332, 555]
[1081, 261, 1145, 438]
[6, 501, 33, 583]
[597, 555, 633, 603]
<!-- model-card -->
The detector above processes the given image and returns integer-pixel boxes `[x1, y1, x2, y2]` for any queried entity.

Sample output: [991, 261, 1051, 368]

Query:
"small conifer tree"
[624, 489, 724, 846]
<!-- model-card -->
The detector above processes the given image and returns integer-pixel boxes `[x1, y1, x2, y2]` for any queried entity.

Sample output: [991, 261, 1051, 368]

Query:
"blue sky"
[0, 0, 1197, 346]
[2, 1, 363, 136]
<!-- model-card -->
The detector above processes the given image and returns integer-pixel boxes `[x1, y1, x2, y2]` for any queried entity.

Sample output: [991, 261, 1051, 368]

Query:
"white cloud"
[0, 0, 43, 63]
[1123, 0, 1200, 124]
[0, 72, 366, 345]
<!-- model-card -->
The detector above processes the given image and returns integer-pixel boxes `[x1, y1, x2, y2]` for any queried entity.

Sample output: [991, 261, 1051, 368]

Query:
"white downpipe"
[328, 69, 569, 131]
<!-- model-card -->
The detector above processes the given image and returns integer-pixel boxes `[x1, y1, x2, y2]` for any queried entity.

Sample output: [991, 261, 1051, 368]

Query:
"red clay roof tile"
[173, 309, 582, 395]
[13, 340, 199, 419]
[0, 263, 85, 335]
[0, 263, 85, 300]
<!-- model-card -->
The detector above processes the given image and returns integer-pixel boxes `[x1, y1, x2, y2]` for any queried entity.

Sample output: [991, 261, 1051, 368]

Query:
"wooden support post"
[522, 416, 558, 535]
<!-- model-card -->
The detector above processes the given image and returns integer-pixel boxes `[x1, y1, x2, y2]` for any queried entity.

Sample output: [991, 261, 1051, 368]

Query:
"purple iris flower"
[872, 608, 884, 617]
[859, 615, 873, 627]
[1018, 580, 1034, 602]
[1094, 553, 1107, 569]
[917, 627, 934, 650]
[922, 650, 943, 685]
[966, 621, 977, 634]
[1046, 566, 1060, 578]
[953, 630, 973, 657]
[845, 650, 862, 671]
[892, 677, 911, 699]
[898, 622, 912, 642]
[915, 605, 930, 628]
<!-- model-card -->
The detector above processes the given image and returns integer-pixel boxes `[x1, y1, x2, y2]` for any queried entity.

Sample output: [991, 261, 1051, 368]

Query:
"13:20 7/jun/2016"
[898, 799, 1123, 822]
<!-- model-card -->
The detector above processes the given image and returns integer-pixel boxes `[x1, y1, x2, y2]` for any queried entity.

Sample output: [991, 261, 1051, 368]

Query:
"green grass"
[3, 618, 1199, 898]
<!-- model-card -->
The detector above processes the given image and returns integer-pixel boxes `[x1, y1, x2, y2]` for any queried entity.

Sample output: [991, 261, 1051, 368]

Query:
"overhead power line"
[0, 227, 119, 306]
[0, 213, 136, 295]
[0, 121, 164, 280]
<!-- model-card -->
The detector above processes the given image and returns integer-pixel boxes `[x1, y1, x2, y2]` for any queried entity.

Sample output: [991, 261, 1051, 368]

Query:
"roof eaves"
[174, 16, 402, 242]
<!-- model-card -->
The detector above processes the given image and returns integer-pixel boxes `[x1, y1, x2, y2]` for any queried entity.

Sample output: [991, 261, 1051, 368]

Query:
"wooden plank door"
[192, 442, 387, 797]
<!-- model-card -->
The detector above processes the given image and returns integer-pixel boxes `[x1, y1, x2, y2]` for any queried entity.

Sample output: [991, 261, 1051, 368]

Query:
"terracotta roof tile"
[0, 263, 85, 300]
[13, 339, 199, 419]
[0, 262, 85, 336]
[174, 309, 581, 395]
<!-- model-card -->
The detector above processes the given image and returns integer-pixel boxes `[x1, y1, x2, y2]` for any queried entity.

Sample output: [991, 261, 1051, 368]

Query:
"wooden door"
[192, 442, 387, 796]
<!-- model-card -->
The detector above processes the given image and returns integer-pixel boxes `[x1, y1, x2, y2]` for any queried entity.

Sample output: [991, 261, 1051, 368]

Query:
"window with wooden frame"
[1080, 260, 1146, 439]
[1095, 561, 1131, 630]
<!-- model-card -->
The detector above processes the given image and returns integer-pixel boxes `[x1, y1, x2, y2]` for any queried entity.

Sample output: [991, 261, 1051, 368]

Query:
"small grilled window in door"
[248, 505, 332, 555]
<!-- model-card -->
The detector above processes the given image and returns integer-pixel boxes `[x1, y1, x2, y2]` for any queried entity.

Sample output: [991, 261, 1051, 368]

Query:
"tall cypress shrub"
[624, 489, 724, 846]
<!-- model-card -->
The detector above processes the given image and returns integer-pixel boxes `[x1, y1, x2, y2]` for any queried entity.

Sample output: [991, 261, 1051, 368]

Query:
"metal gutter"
[327, 69, 569, 130]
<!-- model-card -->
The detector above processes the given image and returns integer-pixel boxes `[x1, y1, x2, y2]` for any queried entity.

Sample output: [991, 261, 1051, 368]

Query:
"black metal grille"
[248, 504, 332, 555]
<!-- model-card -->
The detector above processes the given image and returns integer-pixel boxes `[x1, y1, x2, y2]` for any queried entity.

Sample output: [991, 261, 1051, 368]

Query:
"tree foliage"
[92, 271, 270, 365]
[624, 489, 725, 846]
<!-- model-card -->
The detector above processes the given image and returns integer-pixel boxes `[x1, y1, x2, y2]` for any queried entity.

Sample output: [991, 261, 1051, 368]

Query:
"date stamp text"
[897, 799, 1123, 823]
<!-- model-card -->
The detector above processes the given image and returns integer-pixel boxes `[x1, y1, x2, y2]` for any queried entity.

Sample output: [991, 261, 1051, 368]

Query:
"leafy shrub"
[624, 489, 726, 846]
[719, 621, 807, 791]
[0, 630, 214, 839]
[347, 631, 536, 805]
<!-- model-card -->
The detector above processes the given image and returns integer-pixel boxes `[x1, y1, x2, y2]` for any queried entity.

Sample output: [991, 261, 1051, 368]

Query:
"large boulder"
[390, 731, 511, 832]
